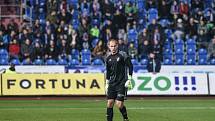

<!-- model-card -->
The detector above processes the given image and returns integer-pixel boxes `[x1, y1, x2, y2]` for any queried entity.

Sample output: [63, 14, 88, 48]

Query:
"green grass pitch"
[0, 98, 215, 121]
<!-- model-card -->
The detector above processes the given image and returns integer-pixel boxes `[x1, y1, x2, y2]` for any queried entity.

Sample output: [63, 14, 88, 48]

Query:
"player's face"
[108, 41, 118, 55]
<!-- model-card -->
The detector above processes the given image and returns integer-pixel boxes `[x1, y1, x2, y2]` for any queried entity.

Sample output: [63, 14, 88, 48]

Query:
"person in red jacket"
[9, 39, 20, 60]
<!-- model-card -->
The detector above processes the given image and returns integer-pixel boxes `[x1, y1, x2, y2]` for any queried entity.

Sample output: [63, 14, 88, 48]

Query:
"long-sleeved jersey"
[105, 51, 133, 86]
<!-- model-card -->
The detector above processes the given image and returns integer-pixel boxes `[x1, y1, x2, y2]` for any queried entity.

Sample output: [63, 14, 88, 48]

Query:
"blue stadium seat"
[71, 49, 80, 60]
[46, 59, 57, 65]
[33, 59, 44, 65]
[198, 48, 207, 55]
[0, 58, 8, 65]
[92, 19, 100, 27]
[164, 29, 173, 39]
[91, 38, 99, 48]
[81, 49, 91, 62]
[198, 58, 207, 65]
[73, 10, 79, 19]
[22, 59, 32, 65]
[175, 54, 184, 65]
[140, 58, 148, 65]
[0, 49, 9, 59]
[159, 19, 170, 28]
[81, 49, 91, 55]
[10, 59, 21, 65]
[186, 45, 196, 55]
[69, 58, 79, 66]
[127, 29, 138, 42]
[186, 38, 196, 45]
[210, 58, 215, 65]
[163, 58, 173, 65]
[137, 0, 145, 12]
[58, 59, 68, 65]
[148, 8, 158, 23]
[72, 19, 80, 30]
[82, 58, 91, 65]
[92, 58, 104, 65]
[175, 47, 184, 55]
[163, 48, 173, 60]
[131, 58, 139, 65]
[198, 48, 208, 65]
[174, 38, 184, 45]
[187, 54, 196, 65]
[163, 39, 172, 50]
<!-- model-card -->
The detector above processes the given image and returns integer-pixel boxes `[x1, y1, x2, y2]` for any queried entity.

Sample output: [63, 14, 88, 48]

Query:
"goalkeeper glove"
[125, 75, 133, 90]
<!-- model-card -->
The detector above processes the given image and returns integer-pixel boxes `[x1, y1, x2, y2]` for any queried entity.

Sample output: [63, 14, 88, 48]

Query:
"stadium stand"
[0, 0, 214, 67]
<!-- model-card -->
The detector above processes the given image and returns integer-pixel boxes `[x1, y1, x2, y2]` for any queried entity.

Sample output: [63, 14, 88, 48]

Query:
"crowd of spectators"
[0, 0, 215, 65]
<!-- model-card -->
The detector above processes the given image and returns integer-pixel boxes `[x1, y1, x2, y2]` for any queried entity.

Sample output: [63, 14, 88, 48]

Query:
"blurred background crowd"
[0, 0, 215, 66]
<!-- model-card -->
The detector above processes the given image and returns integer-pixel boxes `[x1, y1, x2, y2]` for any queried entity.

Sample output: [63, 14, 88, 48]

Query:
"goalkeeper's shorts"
[106, 85, 126, 101]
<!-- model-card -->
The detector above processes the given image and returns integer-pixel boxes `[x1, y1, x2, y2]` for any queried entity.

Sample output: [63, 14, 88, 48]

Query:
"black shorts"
[107, 85, 126, 101]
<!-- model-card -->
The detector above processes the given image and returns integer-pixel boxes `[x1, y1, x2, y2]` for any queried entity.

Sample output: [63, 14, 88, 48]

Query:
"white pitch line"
[0, 107, 215, 110]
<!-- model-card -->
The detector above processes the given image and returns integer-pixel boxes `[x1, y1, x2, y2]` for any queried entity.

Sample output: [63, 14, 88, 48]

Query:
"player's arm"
[105, 56, 110, 92]
[125, 56, 133, 77]
[125, 54, 133, 89]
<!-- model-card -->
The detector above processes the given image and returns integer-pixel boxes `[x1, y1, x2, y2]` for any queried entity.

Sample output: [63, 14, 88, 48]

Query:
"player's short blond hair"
[108, 39, 119, 45]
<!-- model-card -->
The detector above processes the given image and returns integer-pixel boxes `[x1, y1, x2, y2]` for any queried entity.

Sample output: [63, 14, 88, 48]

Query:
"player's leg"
[115, 87, 129, 120]
[106, 88, 117, 121]
[116, 100, 129, 120]
[106, 99, 114, 121]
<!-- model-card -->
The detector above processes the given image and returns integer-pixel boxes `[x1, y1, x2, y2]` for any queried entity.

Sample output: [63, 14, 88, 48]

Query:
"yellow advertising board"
[2, 73, 105, 95]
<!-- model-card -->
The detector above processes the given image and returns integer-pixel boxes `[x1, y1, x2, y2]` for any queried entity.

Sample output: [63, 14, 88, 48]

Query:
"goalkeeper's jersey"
[105, 51, 133, 87]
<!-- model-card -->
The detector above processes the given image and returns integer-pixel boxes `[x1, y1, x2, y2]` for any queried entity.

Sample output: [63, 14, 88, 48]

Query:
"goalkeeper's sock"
[106, 107, 113, 121]
[119, 106, 128, 120]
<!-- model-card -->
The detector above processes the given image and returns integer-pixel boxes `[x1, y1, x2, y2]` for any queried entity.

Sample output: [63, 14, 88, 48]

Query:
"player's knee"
[116, 101, 124, 109]
[107, 100, 114, 108]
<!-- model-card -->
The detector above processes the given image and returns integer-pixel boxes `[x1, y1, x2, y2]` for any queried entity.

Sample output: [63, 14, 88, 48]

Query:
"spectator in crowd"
[148, 19, 162, 34]
[117, 29, 127, 43]
[138, 28, 150, 59]
[179, 1, 189, 17]
[147, 39, 162, 73]
[197, 29, 209, 49]
[7, 19, 18, 34]
[78, 18, 90, 38]
[91, 0, 100, 14]
[128, 42, 138, 59]
[125, 1, 137, 30]
[113, 9, 126, 32]
[170, 0, 179, 17]
[21, 38, 32, 61]
[197, 20, 208, 36]
[186, 17, 198, 39]
[90, 25, 100, 40]
[158, 0, 170, 19]
[9, 39, 20, 60]
[208, 35, 215, 59]
[1, 0, 215, 67]
[102, 19, 116, 40]
[68, 29, 80, 50]
[172, 18, 185, 39]
[146, 0, 157, 10]
[92, 40, 106, 60]
[81, 32, 91, 50]
[31, 42, 44, 61]
[0, 30, 5, 49]
[58, 39, 70, 60]
[118, 38, 128, 53]
[101, 0, 114, 20]
[0, 21, 6, 33]
[44, 40, 59, 61]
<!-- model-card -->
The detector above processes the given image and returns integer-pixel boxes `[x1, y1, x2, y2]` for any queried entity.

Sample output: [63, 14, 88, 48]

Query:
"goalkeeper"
[105, 39, 133, 121]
